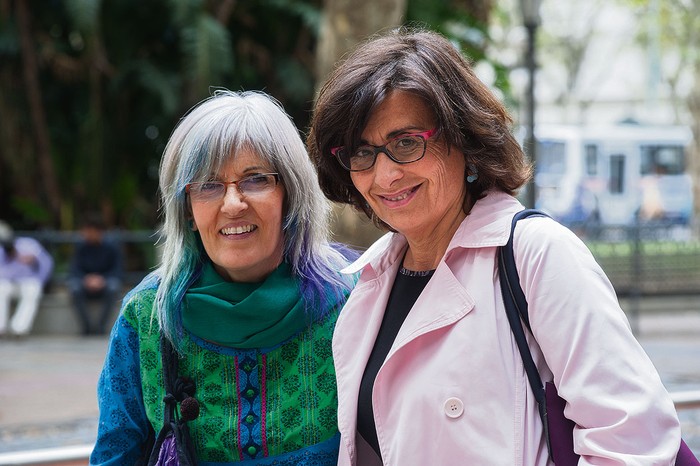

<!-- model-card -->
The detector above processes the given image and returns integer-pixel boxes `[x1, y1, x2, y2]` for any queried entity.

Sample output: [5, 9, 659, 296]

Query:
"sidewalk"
[0, 336, 108, 456]
[1, 304, 699, 461]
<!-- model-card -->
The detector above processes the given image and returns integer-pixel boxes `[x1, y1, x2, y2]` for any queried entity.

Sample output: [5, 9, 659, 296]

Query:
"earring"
[467, 164, 479, 183]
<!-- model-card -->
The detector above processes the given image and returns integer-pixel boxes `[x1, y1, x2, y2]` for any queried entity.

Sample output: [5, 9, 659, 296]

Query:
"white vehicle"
[527, 123, 693, 227]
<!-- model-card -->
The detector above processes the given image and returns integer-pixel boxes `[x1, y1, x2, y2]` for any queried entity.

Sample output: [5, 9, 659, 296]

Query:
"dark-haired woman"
[308, 28, 681, 465]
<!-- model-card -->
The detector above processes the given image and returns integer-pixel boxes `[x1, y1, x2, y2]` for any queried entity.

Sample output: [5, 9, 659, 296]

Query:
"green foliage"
[10, 197, 51, 226]
[0, 0, 323, 229]
[274, 58, 315, 107]
[262, 0, 322, 30]
[1, 0, 508, 230]
[0, 16, 19, 54]
[407, 0, 487, 58]
[406, 0, 512, 99]
[620, 0, 700, 66]
[587, 236, 700, 294]
[181, 14, 234, 93]
[588, 239, 700, 256]
[64, 0, 101, 35]
[169, 0, 203, 27]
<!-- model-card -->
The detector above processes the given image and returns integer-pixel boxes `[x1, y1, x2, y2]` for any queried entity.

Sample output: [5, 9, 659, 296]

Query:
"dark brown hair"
[308, 27, 532, 229]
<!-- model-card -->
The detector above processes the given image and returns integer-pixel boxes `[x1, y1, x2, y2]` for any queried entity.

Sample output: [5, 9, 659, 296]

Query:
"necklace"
[398, 267, 435, 277]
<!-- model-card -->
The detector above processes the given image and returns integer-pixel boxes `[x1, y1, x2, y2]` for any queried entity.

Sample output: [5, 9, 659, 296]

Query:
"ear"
[185, 198, 197, 231]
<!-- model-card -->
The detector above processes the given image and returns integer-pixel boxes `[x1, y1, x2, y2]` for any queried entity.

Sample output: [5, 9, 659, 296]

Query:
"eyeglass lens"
[339, 134, 427, 171]
[187, 174, 278, 202]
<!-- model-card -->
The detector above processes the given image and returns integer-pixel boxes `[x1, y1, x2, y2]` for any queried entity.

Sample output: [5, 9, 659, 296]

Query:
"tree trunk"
[315, 0, 406, 85]
[315, 0, 407, 247]
[16, 1, 62, 226]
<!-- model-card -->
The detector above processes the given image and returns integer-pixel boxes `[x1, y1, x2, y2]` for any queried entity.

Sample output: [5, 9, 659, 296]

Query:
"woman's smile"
[377, 184, 420, 205]
[220, 224, 257, 236]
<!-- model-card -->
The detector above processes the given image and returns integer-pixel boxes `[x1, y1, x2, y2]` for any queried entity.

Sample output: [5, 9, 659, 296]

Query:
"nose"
[220, 184, 248, 214]
[371, 151, 403, 187]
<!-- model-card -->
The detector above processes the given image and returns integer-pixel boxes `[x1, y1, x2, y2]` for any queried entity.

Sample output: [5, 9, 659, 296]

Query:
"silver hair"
[155, 89, 343, 339]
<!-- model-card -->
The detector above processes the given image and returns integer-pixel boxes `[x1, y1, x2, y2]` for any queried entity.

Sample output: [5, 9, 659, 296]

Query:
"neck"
[402, 194, 474, 271]
[402, 217, 463, 271]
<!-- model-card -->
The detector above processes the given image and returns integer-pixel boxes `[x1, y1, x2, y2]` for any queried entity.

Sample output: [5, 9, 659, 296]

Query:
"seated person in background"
[67, 214, 123, 335]
[0, 220, 54, 337]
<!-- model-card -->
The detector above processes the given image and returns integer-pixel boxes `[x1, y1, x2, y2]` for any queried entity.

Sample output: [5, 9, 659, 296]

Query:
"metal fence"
[18, 220, 700, 296]
[16, 229, 162, 287]
[581, 221, 700, 296]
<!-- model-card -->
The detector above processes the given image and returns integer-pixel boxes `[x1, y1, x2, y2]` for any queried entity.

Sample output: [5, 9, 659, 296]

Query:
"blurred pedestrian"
[67, 214, 123, 335]
[0, 220, 53, 337]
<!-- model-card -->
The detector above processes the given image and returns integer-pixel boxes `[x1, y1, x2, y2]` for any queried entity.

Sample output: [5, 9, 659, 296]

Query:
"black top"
[69, 240, 123, 279]
[356, 267, 435, 459]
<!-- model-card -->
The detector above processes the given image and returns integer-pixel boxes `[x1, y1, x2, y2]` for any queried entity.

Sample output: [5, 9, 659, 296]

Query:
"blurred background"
[1, 0, 699, 281]
[1, 0, 699, 463]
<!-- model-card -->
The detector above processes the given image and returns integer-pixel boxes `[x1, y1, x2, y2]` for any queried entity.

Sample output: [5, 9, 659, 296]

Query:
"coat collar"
[342, 190, 525, 276]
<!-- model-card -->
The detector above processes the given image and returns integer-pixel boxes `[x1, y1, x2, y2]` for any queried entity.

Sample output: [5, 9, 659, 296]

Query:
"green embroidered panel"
[263, 313, 338, 457]
[121, 287, 339, 463]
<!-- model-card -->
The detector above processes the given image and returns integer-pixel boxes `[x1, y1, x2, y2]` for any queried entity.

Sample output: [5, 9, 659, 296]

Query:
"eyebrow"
[360, 126, 426, 145]
[212, 164, 272, 180]
[240, 165, 271, 173]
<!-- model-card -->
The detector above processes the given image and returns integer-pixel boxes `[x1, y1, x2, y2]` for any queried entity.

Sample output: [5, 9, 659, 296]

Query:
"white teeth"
[386, 191, 410, 201]
[221, 225, 255, 235]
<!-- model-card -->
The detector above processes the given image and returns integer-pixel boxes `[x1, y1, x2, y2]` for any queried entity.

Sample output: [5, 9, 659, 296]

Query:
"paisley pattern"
[90, 285, 341, 465]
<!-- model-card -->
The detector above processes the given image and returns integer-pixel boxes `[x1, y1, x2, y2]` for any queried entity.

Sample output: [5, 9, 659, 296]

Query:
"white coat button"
[444, 397, 464, 418]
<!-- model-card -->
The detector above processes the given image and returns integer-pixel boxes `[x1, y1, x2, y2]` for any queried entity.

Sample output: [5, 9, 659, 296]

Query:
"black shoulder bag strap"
[497, 209, 554, 459]
[137, 336, 199, 466]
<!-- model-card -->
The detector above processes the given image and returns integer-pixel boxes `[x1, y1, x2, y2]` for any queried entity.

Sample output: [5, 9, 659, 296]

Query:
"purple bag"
[544, 382, 578, 465]
[155, 433, 180, 466]
[545, 381, 698, 465]
[499, 209, 699, 465]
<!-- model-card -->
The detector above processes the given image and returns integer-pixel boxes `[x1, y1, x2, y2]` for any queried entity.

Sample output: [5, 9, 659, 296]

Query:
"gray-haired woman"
[91, 90, 357, 465]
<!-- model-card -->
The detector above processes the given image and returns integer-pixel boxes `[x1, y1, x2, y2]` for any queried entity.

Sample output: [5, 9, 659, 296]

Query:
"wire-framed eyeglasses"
[185, 173, 280, 202]
[330, 128, 438, 172]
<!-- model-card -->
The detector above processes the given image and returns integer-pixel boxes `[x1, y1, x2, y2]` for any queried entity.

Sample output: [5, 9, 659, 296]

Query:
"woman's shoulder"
[512, 213, 601, 280]
[514, 213, 586, 250]
[120, 274, 160, 328]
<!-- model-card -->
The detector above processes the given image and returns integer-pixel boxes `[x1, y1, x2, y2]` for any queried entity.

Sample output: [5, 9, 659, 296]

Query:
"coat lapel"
[389, 263, 475, 354]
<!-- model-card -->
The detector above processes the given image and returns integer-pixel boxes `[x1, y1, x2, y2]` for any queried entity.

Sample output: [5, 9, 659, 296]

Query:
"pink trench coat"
[333, 191, 681, 465]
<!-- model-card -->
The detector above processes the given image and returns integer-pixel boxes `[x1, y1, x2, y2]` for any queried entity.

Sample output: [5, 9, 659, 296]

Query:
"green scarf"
[182, 261, 308, 348]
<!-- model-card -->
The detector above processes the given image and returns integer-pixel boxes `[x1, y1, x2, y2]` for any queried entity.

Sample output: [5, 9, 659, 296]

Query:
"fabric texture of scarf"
[182, 261, 308, 348]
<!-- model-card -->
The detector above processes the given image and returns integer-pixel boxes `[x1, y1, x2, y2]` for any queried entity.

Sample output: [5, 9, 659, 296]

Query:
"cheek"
[350, 172, 371, 194]
[265, 193, 286, 231]
[190, 204, 215, 230]
[436, 149, 466, 181]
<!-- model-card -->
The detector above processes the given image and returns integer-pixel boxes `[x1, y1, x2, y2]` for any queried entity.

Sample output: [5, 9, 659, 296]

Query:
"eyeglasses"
[331, 128, 438, 172]
[185, 173, 280, 202]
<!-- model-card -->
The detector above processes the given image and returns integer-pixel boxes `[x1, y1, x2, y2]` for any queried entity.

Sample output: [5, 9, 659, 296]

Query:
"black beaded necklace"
[398, 266, 435, 277]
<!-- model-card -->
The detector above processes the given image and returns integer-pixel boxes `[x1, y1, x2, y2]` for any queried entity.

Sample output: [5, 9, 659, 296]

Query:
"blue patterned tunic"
[90, 281, 342, 465]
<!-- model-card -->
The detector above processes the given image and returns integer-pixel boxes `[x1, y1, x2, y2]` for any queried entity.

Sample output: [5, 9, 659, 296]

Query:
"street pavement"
[1, 307, 699, 462]
[0, 336, 106, 459]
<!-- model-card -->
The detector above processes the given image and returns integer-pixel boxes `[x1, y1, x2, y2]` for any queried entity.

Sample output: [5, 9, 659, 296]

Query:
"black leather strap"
[497, 208, 552, 457]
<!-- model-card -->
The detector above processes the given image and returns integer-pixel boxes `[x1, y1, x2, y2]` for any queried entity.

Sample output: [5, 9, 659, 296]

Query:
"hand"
[84, 274, 106, 292]
[17, 254, 38, 266]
